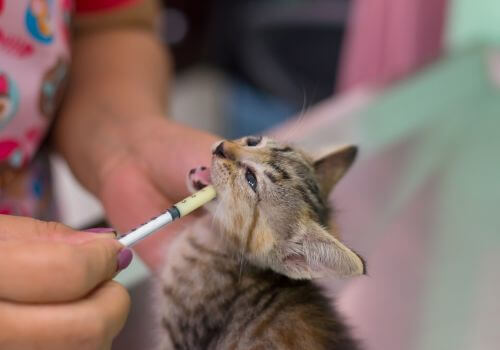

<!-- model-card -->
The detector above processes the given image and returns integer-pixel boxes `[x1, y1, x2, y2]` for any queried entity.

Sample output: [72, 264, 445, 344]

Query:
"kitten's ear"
[280, 222, 365, 279]
[314, 145, 357, 195]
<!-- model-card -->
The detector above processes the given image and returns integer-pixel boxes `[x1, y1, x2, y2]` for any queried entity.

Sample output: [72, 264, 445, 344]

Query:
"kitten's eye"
[246, 136, 262, 147]
[245, 168, 258, 192]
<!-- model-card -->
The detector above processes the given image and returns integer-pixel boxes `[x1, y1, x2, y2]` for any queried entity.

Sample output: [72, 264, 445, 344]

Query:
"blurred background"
[51, 1, 500, 349]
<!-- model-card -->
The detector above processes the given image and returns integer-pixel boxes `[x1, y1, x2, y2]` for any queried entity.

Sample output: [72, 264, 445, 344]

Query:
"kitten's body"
[157, 137, 364, 349]
[158, 221, 359, 350]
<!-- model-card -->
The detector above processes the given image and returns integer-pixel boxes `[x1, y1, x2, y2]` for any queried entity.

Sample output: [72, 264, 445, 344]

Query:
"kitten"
[157, 136, 365, 350]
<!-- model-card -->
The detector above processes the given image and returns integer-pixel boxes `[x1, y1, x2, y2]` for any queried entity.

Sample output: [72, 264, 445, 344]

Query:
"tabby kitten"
[157, 136, 365, 350]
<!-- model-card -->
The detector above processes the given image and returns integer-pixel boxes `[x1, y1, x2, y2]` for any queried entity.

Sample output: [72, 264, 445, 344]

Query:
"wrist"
[53, 95, 165, 196]
[91, 115, 164, 196]
[51, 27, 171, 196]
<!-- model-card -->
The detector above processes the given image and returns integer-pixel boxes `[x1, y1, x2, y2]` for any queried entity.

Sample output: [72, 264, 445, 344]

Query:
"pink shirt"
[0, 0, 71, 169]
[0, 0, 139, 217]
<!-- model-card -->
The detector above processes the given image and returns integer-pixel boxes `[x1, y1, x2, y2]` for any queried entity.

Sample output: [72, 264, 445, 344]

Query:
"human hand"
[50, 27, 218, 270]
[96, 118, 219, 270]
[0, 215, 131, 350]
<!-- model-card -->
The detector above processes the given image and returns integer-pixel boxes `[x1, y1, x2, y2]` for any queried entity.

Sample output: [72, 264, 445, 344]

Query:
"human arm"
[52, 1, 218, 269]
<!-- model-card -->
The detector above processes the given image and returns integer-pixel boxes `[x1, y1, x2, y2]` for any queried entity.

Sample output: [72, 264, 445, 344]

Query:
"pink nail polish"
[84, 227, 115, 233]
[117, 248, 133, 271]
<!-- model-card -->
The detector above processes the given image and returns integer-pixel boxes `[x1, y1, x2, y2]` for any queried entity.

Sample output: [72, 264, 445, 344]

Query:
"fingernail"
[85, 228, 117, 238]
[84, 227, 115, 233]
[117, 248, 133, 272]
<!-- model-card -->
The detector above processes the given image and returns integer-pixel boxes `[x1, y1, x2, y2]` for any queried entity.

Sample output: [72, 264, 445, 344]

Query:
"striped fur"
[157, 136, 365, 349]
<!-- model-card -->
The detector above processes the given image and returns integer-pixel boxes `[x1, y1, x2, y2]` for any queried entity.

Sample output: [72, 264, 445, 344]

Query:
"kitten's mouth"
[188, 166, 212, 191]
[193, 180, 207, 191]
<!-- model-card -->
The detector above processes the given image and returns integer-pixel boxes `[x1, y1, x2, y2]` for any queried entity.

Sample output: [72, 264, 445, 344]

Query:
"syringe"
[118, 185, 216, 247]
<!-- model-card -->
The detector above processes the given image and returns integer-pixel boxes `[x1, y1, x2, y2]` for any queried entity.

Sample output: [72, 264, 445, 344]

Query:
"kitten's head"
[209, 136, 365, 279]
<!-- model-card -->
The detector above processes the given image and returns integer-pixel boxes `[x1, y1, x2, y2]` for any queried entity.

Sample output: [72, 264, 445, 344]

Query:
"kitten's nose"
[213, 141, 226, 158]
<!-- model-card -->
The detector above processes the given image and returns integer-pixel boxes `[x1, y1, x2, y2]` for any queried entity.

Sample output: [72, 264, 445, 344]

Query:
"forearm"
[52, 28, 171, 195]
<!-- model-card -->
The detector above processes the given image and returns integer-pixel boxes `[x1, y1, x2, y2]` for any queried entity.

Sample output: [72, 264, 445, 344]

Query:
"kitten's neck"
[185, 215, 235, 254]
[187, 216, 258, 266]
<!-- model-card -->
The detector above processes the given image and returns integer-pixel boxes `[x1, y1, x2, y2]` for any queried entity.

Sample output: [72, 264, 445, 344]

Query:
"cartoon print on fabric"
[0, 139, 25, 169]
[39, 58, 68, 118]
[0, 72, 20, 130]
[60, 0, 72, 44]
[25, 0, 54, 44]
[0, 199, 31, 216]
[0, 139, 27, 217]
[0, 195, 30, 216]
[0, 200, 24, 215]
[0, 27, 35, 57]
[0, 138, 53, 218]
[0, 206, 13, 215]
